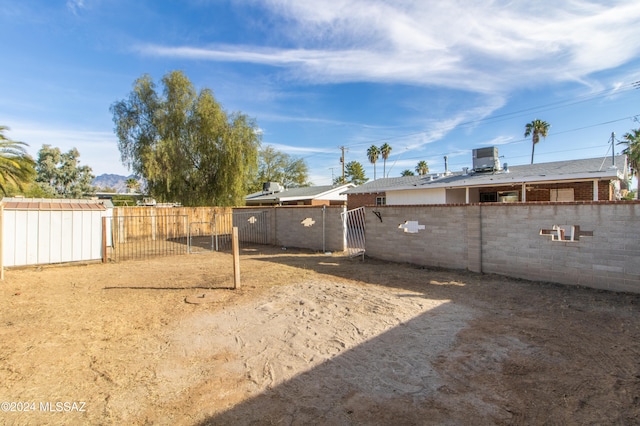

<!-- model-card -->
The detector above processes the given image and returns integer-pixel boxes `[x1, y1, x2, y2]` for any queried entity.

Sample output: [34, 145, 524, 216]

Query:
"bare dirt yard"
[1, 246, 639, 425]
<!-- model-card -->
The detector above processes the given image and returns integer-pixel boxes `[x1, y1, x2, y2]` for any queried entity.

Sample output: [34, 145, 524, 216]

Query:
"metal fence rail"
[342, 207, 366, 259]
[110, 214, 189, 261]
[213, 210, 270, 252]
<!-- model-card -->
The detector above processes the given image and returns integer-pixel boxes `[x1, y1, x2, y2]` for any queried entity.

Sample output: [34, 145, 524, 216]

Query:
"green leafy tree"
[401, 169, 415, 176]
[335, 160, 367, 185]
[380, 143, 392, 178]
[249, 146, 310, 192]
[524, 119, 550, 164]
[35, 145, 95, 198]
[367, 145, 380, 180]
[0, 126, 36, 195]
[110, 71, 261, 206]
[618, 128, 640, 199]
[415, 160, 429, 176]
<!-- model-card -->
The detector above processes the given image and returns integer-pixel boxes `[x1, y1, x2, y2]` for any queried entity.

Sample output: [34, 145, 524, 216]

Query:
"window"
[550, 188, 574, 202]
[479, 192, 497, 202]
[498, 191, 518, 203]
[375, 196, 386, 206]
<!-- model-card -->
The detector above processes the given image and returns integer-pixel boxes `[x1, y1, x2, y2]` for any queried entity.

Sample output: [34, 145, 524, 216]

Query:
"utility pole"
[339, 146, 348, 183]
[611, 132, 615, 167]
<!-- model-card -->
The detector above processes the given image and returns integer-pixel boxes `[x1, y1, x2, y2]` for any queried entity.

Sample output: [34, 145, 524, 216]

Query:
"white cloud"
[264, 142, 334, 156]
[140, 0, 640, 93]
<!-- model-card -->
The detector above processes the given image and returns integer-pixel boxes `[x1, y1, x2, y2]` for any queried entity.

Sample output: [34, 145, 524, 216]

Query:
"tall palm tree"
[619, 128, 640, 199]
[125, 177, 140, 193]
[415, 160, 429, 176]
[0, 126, 36, 195]
[367, 145, 380, 180]
[380, 143, 392, 178]
[524, 119, 550, 164]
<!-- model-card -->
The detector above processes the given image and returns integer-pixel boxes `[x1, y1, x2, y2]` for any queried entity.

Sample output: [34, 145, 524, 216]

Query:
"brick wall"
[347, 192, 384, 210]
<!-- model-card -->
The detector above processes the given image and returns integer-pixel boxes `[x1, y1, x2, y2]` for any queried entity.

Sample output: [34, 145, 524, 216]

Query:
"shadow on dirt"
[195, 249, 640, 425]
[199, 301, 476, 425]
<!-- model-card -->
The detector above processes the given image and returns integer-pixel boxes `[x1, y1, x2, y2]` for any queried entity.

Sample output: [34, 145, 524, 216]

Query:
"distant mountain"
[93, 174, 141, 193]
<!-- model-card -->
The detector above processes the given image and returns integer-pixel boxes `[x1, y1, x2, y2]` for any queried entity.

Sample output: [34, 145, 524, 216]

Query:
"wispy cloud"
[138, 0, 640, 93]
[264, 142, 335, 156]
[66, 0, 86, 16]
[5, 121, 125, 175]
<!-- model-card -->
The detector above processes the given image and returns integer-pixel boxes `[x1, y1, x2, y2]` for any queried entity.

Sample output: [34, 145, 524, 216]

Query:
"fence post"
[102, 216, 108, 263]
[232, 226, 240, 289]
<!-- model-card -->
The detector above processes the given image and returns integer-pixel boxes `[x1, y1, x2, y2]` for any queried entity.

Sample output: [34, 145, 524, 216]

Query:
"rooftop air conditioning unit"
[262, 182, 283, 193]
[472, 146, 500, 172]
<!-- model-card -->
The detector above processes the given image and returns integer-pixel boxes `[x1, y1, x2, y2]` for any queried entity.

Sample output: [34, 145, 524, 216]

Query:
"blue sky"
[1, 0, 640, 185]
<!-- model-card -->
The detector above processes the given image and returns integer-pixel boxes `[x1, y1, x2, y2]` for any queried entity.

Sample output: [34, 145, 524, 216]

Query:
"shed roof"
[1, 198, 108, 211]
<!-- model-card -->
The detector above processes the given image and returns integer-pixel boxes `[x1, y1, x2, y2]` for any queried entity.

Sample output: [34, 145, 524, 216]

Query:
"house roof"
[1, 197, 111, 211]
[344, 155, 627, 194]
[246, 184, 355, 204]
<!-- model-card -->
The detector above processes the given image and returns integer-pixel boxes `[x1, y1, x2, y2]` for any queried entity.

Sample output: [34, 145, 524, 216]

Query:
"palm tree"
[367, 145, 380, 180]
[401, 169, 415, 176]
[125, 177, 140, 193]
[380, 143, 392, 178]
[0, 126, 36, 195]
[618, 128, 640, 199]
[415, 160, 429, 176]
[524, 119, 550, 164]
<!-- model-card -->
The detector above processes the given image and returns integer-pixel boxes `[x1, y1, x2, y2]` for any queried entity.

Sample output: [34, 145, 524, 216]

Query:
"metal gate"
[341, 207, 366, 259]
[212, 210, 270, 252]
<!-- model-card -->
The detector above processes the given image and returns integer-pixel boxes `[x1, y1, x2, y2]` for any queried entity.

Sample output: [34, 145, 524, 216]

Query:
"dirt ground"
[1, 246, 639, 425]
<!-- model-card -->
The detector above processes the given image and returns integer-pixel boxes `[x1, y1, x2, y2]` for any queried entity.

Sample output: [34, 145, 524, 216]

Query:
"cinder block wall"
[364, 205, 472, 270]
[274, 206, 346, 252]
[481, 202, 640, 293]
[364, 202, 640, 293]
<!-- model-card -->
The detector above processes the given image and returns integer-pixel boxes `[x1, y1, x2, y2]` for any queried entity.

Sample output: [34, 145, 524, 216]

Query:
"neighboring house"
[344, 151, 628, 209]
[245, 183, 355, 206]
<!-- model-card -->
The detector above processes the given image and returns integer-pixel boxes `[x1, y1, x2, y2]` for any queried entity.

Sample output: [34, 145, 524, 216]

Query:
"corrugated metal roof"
[1, 198, 107, 211]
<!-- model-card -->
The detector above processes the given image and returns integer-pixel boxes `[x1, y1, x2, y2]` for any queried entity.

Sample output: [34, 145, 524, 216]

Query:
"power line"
[329, 80, 640, 151]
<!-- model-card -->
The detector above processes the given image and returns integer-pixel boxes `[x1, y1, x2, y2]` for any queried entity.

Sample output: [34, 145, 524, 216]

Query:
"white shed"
[1, 198, 112, 267]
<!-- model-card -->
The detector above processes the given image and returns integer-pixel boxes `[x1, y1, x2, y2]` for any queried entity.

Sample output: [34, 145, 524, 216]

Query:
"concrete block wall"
[364, 202, 640, 294]
[364, 205, 471, 270]
[482, 202, 640, 293]
[235, 206, 346, 253]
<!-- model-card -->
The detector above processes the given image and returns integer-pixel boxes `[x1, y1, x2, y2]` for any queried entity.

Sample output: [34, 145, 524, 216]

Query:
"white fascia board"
[388, 171, 621, 192]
